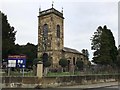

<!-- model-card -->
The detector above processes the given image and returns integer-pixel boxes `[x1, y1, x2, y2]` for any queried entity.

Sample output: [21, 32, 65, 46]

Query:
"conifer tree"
[91, 25, 118, 66]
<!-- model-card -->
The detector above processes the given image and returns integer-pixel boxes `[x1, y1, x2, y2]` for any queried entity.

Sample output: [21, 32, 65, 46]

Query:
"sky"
[0, 0, 119, 60]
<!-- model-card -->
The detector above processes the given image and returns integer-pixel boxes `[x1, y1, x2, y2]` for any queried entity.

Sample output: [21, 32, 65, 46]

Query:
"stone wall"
[2, 74, 119, 88]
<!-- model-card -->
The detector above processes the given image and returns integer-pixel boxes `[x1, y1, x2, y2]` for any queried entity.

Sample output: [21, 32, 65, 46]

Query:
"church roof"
[63, 47, 82, 54]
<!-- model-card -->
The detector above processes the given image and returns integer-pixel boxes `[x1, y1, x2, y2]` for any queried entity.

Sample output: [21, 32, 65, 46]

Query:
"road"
[1, 82, 120, 90]
[1, 86, 120, 90]
[58, 82, 119, 90]
[85, 85, 120, 90]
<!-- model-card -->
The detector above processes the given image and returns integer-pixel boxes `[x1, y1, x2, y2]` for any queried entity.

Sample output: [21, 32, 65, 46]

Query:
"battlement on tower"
[39, 8, 64, 19]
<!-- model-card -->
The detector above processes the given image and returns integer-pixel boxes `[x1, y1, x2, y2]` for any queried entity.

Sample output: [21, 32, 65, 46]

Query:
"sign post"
[8, 68, 10, 76]
[23, 68, 24, 77]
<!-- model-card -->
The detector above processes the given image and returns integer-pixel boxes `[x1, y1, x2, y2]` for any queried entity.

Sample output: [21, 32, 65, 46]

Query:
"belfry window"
[43, 24, 48, 38]
[57, 25, 60, 38]
[43, 24, 48, 51]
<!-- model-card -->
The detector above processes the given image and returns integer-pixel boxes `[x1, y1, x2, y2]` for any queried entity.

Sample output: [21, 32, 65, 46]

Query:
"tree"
[116, 45, 120, 69]
[82, 49, 89, 60]
[43, 60, 51, 76]
[21, 43, 37, 69]
[2, 12, 16, 59]
[13, 43, 37, 69]
[91, 25, 118, 66]
[91, 26, 102, 64]
[59, 58, 68, 72]
[42, 54, 51, 76]
[76, 59, 84, 71]
[44, 60, 51, 67]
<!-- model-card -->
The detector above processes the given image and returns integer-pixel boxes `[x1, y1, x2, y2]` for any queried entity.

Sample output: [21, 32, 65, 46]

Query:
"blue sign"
[8, 55, 26, 68]
[17, 59, 26, 68]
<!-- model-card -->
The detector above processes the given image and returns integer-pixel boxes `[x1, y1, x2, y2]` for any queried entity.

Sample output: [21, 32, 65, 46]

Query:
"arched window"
[43, 24, 48, 38]
[57, 25, 60, 38]
[43, 24, 48, 51]
[73, 57, 75, 65]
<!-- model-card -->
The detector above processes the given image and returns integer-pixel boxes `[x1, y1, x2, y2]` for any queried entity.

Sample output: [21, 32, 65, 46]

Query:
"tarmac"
[58, 81, 119, 89]
[0, 81, 120, 90]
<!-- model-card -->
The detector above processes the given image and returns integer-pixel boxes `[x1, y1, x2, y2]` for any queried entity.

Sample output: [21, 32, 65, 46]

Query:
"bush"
[44, 60, 51, 67]
[76, 59, 84, 70]
[59, 58, 68, 68]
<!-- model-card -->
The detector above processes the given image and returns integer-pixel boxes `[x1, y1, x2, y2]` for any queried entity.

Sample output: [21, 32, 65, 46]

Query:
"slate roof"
[63, 47, 82, 54]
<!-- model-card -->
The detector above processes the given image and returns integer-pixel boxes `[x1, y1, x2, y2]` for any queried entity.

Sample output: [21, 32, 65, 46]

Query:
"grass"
[47, 72, 73, 76]
[2, 71, 34, 77]
[46, 71, 119, 77]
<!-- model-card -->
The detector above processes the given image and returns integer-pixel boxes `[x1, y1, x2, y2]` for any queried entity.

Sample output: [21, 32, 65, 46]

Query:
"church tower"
[38, 7, 64, 67]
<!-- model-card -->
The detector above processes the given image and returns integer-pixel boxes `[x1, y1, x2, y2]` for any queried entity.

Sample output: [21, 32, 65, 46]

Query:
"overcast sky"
[1, 0, 119, 60]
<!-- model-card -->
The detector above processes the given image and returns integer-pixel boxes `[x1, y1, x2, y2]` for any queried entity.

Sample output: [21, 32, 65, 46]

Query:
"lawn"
[2, 70, 34, 77]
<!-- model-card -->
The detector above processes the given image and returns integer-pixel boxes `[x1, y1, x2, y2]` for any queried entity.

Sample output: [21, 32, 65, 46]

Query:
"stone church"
[37, 6, 88, 71]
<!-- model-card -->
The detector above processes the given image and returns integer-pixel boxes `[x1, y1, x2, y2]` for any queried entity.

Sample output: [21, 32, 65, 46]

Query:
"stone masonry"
[38, 7, 89, 70]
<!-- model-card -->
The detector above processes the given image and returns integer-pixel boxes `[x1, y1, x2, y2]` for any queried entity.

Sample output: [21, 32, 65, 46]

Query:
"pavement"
[58, 81, 119, 89]
[1, 82, 120, 90]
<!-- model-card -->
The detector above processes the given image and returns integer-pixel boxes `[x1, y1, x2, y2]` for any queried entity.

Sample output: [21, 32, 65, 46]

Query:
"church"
[37, 5, 89, 71]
